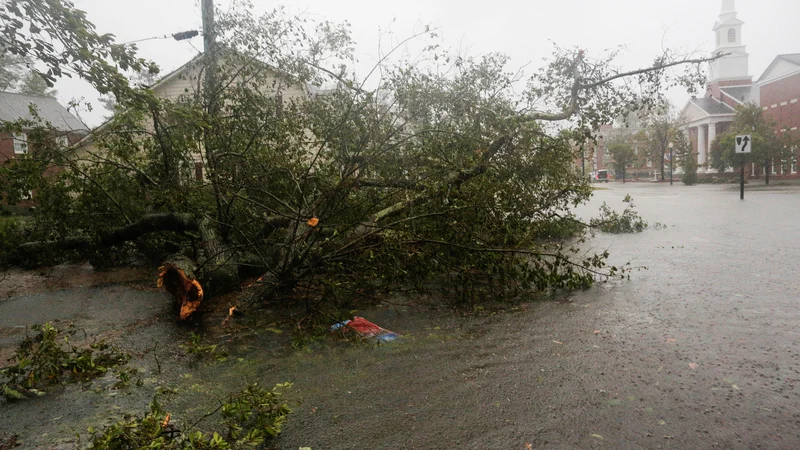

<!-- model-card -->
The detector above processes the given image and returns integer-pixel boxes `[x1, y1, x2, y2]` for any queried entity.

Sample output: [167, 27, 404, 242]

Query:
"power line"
[115, 30, 201, 47]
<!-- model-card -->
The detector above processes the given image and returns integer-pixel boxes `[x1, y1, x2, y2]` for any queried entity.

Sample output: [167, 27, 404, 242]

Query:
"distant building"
[577, 113, 661, 181]
[0, 91, 87, 165]
[679, 0, 799, 177]
[74, 52, 334, 181]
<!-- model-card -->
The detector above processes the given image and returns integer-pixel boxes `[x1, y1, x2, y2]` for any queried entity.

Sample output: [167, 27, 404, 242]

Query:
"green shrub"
[590, 195, 649, 233]
[87, 383, 292, 449]
[0, 216, 22, 266]
[682, 161, 698, 186]
[0, 323, 130, 400]
[180, 333, 228, 362]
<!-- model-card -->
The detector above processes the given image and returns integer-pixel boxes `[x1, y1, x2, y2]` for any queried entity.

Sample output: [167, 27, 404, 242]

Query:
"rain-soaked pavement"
[1, 182, 800, 449]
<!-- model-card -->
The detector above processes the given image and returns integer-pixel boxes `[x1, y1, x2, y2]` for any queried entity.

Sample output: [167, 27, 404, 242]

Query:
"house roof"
[76, 50, 341, 148]
[0, 91, 87, 132]
[719, 86, 753, 104]
[690, 97, 736, 116]
[147, 53, 203, 90]
[149, 51, 337, 98]
[778, 53, 800, 65]
[756, 53, 800, 83]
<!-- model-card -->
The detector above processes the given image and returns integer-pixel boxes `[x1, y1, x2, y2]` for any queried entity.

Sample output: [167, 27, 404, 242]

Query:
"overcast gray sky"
[61, 0, 800, 127]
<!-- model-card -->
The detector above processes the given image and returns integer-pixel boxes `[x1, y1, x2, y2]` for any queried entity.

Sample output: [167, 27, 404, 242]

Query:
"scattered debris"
[331, 317, 400, 343]
[1, 323, 130, 400]
[0, 433, 20, 450]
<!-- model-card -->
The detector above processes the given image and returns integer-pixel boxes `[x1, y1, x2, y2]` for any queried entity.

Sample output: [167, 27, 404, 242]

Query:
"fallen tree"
[1, 1, 714, 317]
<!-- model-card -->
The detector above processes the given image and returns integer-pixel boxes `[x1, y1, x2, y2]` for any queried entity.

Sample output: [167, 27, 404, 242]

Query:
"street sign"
[735, 135, 752, 154]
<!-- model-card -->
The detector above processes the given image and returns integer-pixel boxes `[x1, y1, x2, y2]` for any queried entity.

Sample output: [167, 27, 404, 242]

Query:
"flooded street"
[2, 183, 800, 449]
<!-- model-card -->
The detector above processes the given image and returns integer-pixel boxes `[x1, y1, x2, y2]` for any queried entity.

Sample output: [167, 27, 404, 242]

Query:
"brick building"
[679, 0, 800, 177]
[0, 91, 88, 202]
[576, 115, 664, 181]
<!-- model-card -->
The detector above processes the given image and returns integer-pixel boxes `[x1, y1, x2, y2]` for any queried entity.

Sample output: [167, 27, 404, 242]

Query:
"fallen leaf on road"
[688, 363, 698, 370]
[732, 384, 740, 390]
[591, 434, 604, 440]
[553, 340, 563, 345]
[665, 338, 676, 343]
[525, 444, 533, 450]
[593, 330, 601, 334]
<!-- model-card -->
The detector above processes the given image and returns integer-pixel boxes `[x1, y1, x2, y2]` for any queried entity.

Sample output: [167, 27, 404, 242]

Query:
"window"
[194, 162, 204, 181]
[771, 161, 777, 175]
[792, 151, 798, 174]
[728, 28, 736, 43]
[13, 132, 28, 154]
[57, 135, 69, 147]
[646, 159, 652, 168]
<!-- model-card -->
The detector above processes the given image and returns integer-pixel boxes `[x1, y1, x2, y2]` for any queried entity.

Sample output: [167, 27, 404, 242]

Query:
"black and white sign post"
[735, 135, 752, 200]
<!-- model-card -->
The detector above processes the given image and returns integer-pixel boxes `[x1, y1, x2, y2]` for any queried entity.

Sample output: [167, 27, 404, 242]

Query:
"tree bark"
[18, 213, 197, 255]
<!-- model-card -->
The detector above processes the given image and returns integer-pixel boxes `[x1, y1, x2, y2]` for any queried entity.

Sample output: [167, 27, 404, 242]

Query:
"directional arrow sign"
[735, 135, 752, 154]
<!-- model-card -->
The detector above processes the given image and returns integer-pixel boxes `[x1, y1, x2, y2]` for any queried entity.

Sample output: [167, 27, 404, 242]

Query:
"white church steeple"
[709, 0, 750, 83]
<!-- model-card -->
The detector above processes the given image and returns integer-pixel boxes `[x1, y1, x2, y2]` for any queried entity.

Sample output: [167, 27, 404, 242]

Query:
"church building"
[679, 0, 799, 176]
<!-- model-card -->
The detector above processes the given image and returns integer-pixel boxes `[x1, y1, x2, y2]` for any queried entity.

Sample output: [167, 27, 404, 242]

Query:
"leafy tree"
[0, 51, 27, 91]
[608, 139, 637, 183]
[18, 72, 57, 97]
[640, 107, 679, 181]
[0, 1, 713, 312]
[710, 103, 782, 184]
[0, 0, 158, 105]
[0, 49, 57, 96]
[673, 131, 696, 185]
[98, 69, 160, 118]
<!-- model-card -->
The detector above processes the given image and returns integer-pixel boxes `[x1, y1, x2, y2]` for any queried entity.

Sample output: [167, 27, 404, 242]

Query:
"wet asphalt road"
[276, 183, 800, 449]
[2, 182, 800, 449]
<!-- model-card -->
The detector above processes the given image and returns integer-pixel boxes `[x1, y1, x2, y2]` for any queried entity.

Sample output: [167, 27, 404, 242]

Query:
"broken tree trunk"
[16, 212, 257, 320]
[158, 256, 204, 320]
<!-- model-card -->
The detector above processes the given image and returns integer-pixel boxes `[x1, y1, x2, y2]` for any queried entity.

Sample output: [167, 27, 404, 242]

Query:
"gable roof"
[148, 51, 332, 98]
[0, 91, 87, 132]
[719, 86, 753, 104]
[757, 54, 800, 84]
[779, 54, 800, 65]
[690, 97, 736, 116]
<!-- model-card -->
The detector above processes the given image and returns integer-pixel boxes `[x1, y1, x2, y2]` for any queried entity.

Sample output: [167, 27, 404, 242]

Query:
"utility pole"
[201, 0, 228, 234]
[201, 0, 217, 109]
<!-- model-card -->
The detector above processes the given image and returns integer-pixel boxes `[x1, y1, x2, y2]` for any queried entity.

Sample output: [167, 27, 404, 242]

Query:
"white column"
[708, 122, 716, 150]
[698, 124, 707, 167]
[707, 122, 717, 172]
